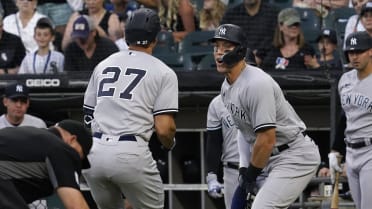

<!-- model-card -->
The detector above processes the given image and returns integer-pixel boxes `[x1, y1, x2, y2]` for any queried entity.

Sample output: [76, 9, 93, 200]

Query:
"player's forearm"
[57, 187, 90, 209]
[155, 114, 177, 150]
[250, 128, 276, 168]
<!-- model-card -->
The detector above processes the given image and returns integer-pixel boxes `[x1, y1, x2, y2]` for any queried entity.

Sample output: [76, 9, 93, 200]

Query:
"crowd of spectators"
[0, 0, 370, 74]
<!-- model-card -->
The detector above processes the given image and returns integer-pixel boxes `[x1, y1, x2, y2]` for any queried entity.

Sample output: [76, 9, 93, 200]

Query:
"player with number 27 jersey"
[83, 50, 178, 140]
[82, 8, 178, 209]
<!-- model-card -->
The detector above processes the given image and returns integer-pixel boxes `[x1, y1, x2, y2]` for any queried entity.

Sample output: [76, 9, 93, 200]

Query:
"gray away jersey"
[207, 94, 239, 163]
[338, 69, 372, 141]
[0, 114, 47, 129]
[220, 65, 306, 145]
[84, 50, 179, 141]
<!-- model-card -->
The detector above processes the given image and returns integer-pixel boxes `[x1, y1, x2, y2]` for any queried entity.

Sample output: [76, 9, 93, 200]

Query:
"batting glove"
[206, 173, 223, 198]
[238, 165, 262, 194]
[328, 152, 342, 184]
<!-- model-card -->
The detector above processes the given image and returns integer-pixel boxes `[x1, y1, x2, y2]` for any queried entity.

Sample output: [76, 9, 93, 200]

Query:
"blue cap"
[4, 83, 29, 99]
[71, 15, 95, 39]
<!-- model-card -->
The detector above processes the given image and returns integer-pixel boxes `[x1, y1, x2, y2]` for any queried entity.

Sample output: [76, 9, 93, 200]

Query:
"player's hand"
[161, 138, 176, 152]
[238, 167, 255, 194]
[206, 173, 223, 198]
[328, 152, 342, 183]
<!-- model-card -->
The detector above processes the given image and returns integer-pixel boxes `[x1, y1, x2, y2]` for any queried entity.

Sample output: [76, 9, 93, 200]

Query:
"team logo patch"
[218, 27, 226, 36]
[350, 37, 357, 46]
[15, 85, 24, 93]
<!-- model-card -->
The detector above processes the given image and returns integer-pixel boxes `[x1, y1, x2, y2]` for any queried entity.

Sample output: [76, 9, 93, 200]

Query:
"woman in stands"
[259, 8, 318, 70]
[3, 0, 47, 53]
[158, 0, 198, 42]
[62, 0, 121, 50]
[199, 0, 226, 31]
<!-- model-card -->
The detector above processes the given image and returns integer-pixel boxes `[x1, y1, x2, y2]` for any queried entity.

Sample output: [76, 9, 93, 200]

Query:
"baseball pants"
[252, 135, 320, 209]
[346, 145, 372, 209]
[223, 166, 239, 208]
[83, 135, 164, 209]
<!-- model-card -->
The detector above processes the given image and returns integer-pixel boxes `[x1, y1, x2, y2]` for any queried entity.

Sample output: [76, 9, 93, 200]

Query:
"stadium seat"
[269, 0, 292, 10]
[326, 7, 356, 43]
[295, 7, 322, 44]
[178, 31, 214, 54]
[153, 31, 177, 55]
[178, 31, 215, 70]
[155, 53, 186, 71]
[184, 53, 216, 71]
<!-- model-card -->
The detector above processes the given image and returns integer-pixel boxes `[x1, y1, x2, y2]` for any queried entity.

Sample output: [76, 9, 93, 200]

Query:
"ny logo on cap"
[350, 37, 357, 46]
[218, 27, 226, 36]
[16, 85, 24, 93]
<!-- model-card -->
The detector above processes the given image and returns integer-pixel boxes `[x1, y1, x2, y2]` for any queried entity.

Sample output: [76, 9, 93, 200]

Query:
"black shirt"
[64, 37, 119, 72]
[261, 43, 315, 71]
[0, 31, 26, 70]
[221, 2, 279, 53]
[0, 126, 82, 203]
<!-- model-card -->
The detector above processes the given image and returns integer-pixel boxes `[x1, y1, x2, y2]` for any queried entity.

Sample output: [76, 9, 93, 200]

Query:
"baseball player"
[210, 24, 321, 209]
[0, 82, 46, 128]
[0, 119, 92, 209]
[82, 8, 178, 209]
[331, 31, 372, 209]
[206, 94, 240, 208]
[206, 56, 260, 208]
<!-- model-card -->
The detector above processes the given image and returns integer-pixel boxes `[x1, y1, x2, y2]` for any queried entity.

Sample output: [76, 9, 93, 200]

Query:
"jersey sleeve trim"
[254, 123, 276, 132]
[206, 125, 222, 131]
[153, 109, 179, 115]
[83, 104, 95, 111]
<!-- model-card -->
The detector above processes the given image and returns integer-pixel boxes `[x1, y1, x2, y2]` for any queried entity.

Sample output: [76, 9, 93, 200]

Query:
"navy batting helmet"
[125, 8, 161, 46]
[209, 24, 247, 66]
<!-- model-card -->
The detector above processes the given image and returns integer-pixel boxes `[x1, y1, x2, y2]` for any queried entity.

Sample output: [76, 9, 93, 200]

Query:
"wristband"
[246, 163, 263, 181]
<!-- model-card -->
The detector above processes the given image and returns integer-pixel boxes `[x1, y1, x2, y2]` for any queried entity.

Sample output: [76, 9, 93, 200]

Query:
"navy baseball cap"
[344, 31, 372, 52]
[56, 119, 92, 169]
[316, 28, 337, 45]
[4, 83, 29, 99]
[361, 2, 372, 17]
[71, 15, 95, 39]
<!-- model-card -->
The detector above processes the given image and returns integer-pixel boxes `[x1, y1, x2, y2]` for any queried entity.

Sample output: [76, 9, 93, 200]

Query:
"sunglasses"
[288, 22, 300, 27]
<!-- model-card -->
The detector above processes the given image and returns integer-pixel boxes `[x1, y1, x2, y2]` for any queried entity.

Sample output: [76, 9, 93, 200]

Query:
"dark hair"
[35, 17, 55, 35]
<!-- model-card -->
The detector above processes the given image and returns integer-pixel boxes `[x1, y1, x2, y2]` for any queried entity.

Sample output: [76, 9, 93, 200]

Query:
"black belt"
[93, 132, 136, 142]
[271, 144, 290, 156]
[223, 162, 239, 170]
[345, 138, 372, 149]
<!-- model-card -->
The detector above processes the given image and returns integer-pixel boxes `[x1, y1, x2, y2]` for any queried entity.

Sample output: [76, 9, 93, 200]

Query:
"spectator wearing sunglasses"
[258, 8, 317, 71]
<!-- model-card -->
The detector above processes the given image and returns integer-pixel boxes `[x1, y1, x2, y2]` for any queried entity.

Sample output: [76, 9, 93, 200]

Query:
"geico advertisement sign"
[26, 79, 61, 87]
